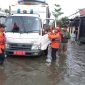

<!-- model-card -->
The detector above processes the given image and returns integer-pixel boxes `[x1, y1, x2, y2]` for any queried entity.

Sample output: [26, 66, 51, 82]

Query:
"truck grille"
[9, 43, 32, 50]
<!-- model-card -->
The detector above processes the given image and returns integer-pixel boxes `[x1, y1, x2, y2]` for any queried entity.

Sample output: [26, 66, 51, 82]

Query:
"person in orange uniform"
[48, 28, 61, 61]
[55, 27, 63, 54]
[0, 24, 6, 65]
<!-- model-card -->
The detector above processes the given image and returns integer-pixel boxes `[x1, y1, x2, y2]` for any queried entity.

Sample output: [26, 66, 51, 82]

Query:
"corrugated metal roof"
[79, 9, 85, 16]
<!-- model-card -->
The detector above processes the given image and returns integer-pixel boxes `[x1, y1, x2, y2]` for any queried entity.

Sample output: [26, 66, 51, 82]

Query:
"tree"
[52, 4, 63, 27]
[56, 17, 68, 28]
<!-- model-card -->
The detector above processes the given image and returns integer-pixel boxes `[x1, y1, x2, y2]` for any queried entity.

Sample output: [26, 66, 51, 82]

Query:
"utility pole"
[9, 5, 11, 16]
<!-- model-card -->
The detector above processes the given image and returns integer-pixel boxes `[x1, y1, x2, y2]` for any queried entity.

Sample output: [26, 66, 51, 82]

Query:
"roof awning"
[79, 9, 85, 16]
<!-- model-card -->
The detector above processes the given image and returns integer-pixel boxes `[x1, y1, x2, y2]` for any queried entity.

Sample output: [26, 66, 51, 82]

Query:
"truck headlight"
[31, 44, 41, 50]
[5, 43, 10, 49]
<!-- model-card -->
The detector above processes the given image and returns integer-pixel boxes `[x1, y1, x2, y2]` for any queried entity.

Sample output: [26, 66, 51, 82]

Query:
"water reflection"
[64, 43, 85, 85]
[0, 66, 6, 85]
[0, 43, 85, 85]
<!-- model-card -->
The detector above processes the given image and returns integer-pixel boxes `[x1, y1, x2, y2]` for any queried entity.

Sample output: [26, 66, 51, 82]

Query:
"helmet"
[55, 27, 60, 32]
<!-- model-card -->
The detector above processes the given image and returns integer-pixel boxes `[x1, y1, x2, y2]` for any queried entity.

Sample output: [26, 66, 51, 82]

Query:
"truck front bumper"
[5, 49, 42, 56]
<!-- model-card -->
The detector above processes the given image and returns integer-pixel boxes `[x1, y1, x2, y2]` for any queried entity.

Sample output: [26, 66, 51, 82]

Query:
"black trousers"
[51, 48, 58, 60]
[0, 49, 5, 64]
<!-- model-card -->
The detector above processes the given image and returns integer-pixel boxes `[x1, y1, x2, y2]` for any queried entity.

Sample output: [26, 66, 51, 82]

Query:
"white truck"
[5, 4, 53, 56]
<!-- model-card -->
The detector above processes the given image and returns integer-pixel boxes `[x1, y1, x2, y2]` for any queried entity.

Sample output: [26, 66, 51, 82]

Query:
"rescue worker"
[48, 28, 61, 61]
[55, 27, 62, 55]
[0, 24, 6, 65]
[55, 26, 62, 36]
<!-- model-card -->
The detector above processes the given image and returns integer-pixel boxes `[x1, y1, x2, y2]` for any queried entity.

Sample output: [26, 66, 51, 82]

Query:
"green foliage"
[57, 17, 69, 28]
[52, 4, 64, 28]
[52, 4, 63, 18]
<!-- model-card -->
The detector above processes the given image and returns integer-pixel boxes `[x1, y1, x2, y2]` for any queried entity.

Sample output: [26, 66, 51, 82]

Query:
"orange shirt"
[48, 33, 61, 49]
[0, 32, 5, 49]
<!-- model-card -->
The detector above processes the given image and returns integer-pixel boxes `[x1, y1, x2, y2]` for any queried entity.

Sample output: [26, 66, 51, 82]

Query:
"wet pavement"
[0, 42, 85, 85]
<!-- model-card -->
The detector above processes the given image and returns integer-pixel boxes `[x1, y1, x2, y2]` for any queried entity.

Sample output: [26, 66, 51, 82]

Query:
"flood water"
[0, 42, 85, 85]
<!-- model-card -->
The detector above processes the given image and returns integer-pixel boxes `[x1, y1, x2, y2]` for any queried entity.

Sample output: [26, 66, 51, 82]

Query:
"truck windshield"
[5, 16, 41, 33]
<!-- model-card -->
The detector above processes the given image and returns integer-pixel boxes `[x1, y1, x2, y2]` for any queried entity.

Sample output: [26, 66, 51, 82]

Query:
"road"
[0, 42, 85, 85]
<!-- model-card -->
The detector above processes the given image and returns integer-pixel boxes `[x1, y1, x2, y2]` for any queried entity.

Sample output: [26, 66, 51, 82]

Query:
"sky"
[0, 0, 85, 18]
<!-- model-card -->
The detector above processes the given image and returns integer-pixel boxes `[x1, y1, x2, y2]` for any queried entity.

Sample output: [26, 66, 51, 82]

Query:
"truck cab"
[5, 13, 50, 56]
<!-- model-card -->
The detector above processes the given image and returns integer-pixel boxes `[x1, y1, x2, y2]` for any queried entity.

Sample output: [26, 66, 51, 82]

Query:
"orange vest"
[0, 32, 5, 49]
[48, 33, 61, 49]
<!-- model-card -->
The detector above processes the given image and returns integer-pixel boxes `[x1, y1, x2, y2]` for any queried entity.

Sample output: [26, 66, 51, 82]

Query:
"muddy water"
[0, 42, 85, 85]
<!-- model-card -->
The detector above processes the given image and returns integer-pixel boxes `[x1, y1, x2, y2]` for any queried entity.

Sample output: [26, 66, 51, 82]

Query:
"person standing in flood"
[0, 24, 6, 65]
[60, 25, 70, 54]
[48, 28, 61, 61]
[70, 31, 76, 44]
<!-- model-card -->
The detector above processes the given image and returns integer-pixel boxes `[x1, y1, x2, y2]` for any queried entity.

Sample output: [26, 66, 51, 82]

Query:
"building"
[0, 11, 6, 24]
[79, 8, 85, 16]
[68, 8, 85, 43]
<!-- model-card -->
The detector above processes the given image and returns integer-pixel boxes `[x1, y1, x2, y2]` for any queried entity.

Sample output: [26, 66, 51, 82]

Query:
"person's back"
[48, 32, 61, 49]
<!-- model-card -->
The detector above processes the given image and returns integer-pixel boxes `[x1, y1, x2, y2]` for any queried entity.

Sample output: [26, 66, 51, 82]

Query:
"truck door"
[40, 18, 54, 50]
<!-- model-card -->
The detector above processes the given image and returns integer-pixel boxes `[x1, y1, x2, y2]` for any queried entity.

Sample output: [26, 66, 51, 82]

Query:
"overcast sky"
[0, 0, 85, 17]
